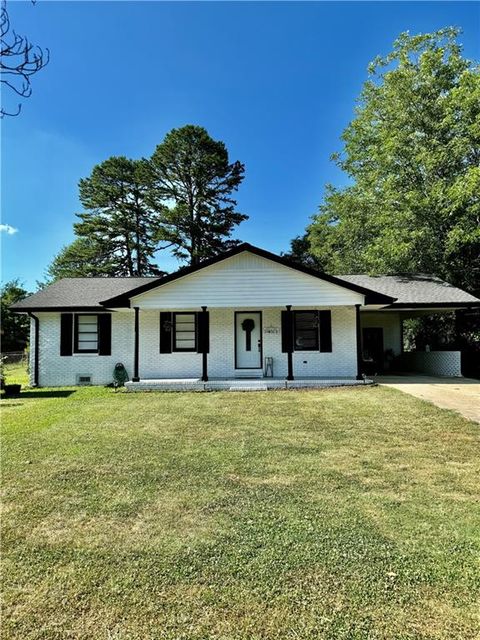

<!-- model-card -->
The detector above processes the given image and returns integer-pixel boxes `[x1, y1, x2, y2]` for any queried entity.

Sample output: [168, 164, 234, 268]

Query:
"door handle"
[258, 339, 261, 352]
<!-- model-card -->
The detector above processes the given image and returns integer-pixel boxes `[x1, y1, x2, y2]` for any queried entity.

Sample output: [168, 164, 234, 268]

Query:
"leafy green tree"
[282, 234, 324, 270]
[149, 125, 247, 265]
[49, 157, 163, 278]
[305, 28, 480, 293]
[1, 280, 30, 351]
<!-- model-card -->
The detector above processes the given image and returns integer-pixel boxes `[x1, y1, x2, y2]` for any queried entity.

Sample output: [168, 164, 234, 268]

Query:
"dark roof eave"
[100, 243, 397, 306]
[10, 306, 116, 313]
[385, 302, 480, 310]
[364, 294, 397, 305]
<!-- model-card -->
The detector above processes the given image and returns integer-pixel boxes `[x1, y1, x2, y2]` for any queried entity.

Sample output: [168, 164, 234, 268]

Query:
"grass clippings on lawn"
[2, 385, 479, 639]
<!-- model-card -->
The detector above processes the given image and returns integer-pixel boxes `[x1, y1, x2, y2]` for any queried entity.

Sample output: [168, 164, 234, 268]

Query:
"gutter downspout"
[28, 312, 40, 387]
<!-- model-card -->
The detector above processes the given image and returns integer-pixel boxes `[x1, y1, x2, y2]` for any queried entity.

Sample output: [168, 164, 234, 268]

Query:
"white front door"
[235, 312, 262, 369]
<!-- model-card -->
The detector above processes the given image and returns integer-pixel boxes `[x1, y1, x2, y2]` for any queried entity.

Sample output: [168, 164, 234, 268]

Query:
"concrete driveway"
[377, 375, 480, 423]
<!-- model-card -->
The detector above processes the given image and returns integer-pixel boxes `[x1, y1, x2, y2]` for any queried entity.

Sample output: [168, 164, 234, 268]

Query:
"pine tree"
[49, 157, 163, 278]
[149, 125, 247, 265]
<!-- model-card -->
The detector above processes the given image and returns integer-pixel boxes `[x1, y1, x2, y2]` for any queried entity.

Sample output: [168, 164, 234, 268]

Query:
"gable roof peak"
[99, 242, 396, 307]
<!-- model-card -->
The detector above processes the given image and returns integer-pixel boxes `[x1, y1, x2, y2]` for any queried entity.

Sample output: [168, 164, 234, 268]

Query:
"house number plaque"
[264, 326, 279, 335]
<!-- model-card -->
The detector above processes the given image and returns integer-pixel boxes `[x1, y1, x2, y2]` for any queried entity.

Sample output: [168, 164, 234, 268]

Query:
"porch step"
[233, 374, 264, 379]
[228, 384, 268, 392]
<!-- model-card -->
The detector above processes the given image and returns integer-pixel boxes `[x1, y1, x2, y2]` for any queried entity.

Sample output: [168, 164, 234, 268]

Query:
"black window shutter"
[281, 310, 293, 353]
[160, 312, 172, 353]
[197, 311, 210, 354]
[98, 314, 112, 356]
[60, 313, 73, 356]
[319, 310, 332, 352]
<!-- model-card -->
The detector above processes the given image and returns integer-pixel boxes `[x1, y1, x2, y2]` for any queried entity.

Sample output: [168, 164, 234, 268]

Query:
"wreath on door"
[241, 318, 255, 351]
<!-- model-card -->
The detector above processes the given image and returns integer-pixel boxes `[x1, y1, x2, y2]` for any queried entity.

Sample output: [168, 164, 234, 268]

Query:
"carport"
[338, 274, 480, 378]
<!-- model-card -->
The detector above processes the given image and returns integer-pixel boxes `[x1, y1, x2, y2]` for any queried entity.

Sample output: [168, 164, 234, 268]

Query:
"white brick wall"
[138, 307, 357, 379]
[401, 351, 462, 377]
[34, 306, 358, 386]
[263, 307, 357, 378]
[34, 311, 135, 387]
[140, 310, 202, 378]
[292, 307, 357, 378]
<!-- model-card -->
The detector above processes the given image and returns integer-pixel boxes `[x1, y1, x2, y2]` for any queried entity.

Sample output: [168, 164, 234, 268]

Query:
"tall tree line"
[283, 28, 480, 375]
[0, 280, 30, 351]
[286, 28, 479, 295]
[48, 125, 246, 279]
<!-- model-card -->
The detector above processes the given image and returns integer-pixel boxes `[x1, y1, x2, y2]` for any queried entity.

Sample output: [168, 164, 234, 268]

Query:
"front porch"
[125, 376, 374, 392]
[129, 305, 362, 384]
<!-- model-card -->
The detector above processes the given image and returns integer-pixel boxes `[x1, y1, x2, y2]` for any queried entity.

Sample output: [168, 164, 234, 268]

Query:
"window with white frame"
[173, 313, 197, 352]
[75, 315, 99, 353]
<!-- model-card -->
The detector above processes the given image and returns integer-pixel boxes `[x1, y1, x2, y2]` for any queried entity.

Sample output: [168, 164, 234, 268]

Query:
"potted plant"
[0, 357, 21, 397]
[4, 382, 22, 396]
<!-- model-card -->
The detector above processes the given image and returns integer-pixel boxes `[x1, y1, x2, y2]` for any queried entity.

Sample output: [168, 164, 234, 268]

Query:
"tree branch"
[0, 0, 49, 117]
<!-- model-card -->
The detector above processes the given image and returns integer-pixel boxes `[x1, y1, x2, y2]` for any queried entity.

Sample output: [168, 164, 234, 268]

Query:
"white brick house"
[11, 244, 480, 387]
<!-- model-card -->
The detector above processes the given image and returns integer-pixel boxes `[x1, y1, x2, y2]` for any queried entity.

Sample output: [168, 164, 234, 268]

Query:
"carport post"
[355, 304, 362, 380]
[132, 306, 140, 382]
[200, 306, 209, 382]
[286, 305, 294, 381]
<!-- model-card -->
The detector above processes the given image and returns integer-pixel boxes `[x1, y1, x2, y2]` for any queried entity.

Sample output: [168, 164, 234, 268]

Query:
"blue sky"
[2, 1, 479, 290]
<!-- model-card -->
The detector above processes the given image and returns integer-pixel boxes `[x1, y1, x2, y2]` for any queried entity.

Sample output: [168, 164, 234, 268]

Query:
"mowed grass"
[2, 384, 480, 640]
[3, 362, 29, 386]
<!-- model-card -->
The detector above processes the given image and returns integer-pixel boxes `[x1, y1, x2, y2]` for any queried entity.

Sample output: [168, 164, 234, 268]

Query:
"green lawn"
[2, 384, 479, 639]
[3, 361, 29, 386]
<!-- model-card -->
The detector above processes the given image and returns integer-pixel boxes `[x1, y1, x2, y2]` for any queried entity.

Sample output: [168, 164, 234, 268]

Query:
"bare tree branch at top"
[0, 0, 49, 117]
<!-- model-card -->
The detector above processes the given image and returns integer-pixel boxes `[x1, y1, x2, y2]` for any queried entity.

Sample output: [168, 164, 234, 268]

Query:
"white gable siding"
[131, 252, 364, 309]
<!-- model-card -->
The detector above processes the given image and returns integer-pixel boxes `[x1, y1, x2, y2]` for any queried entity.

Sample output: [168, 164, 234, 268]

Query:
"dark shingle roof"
[337, 274, 480, 307]
[10, 265, 479, 311]
[10, 277, 158, 310]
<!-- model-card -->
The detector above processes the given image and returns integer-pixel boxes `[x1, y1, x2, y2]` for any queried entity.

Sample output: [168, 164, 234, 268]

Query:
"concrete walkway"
[377, 375, 480, 423]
